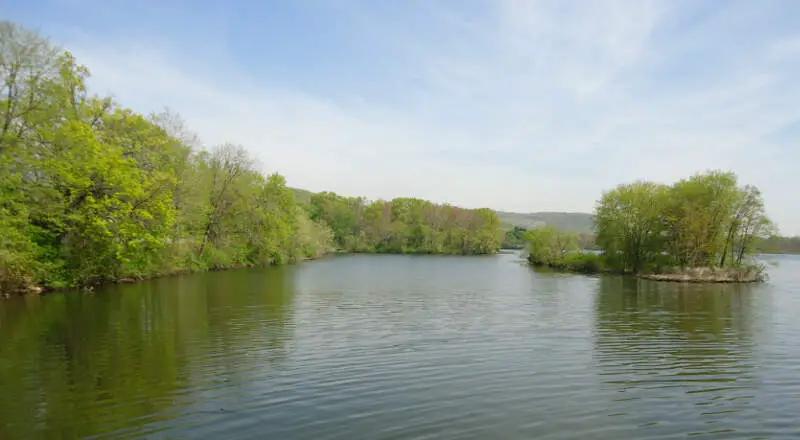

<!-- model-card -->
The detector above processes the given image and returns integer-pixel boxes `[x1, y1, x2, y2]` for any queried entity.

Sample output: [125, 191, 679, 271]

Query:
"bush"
[527, 249, 606, 274]
[0, 250, 35, 295]
[551, 252, 605, 273]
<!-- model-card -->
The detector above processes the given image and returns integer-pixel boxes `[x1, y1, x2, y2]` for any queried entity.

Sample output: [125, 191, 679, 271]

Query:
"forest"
[0, 22, 501, 295]
[306, 192, 502, 255]
[526, 170, 774, 280]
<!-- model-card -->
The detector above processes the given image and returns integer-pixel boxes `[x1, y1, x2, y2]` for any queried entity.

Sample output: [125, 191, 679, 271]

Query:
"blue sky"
[5, 0, 800, 234]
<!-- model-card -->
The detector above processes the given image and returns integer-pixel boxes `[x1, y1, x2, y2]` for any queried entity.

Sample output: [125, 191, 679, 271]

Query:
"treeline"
[306, 192, 502, 254]
[502, 225, 596, 251]
[754, 235, 800, 254]
[0, 22, 336, 293]
[0, 22, 501, 294]
[518, 229, 798, 256]
[527, 170, 773, 277]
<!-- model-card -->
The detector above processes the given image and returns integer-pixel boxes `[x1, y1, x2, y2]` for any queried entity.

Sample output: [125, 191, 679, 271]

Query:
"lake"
[1, 253, 799, 439]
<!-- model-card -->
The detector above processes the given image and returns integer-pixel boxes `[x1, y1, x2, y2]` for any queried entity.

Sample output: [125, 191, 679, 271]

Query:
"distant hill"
[497, 211, 595, 234]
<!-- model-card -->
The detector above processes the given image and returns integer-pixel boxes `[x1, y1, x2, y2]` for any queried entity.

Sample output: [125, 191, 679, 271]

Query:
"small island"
[523, 171, 772, 283]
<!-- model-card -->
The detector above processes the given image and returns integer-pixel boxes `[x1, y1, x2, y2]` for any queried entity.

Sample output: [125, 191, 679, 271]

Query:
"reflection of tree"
[529, 269, 600, 323]
[595, 276, 757, 342]
[0, 266, 296, 438]
[592, 276, 761, 429]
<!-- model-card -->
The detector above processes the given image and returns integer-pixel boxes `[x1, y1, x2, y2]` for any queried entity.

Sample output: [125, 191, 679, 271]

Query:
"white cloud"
[50, 0, 800, 234]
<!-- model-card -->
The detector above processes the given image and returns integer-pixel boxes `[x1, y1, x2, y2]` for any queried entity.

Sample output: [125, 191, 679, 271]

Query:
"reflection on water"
[1, 254, 799, 439]
[593, 277, 763, 437]
[0, 267, 296, 439]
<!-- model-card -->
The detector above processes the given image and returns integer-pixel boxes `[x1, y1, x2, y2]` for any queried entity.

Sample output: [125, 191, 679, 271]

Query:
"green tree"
[591, 170, 772, 275]
[0, 20, 503, 295]
[594, 181, 669, 273]
[525, 226, 579, 265]
[663, 171, 740, 267]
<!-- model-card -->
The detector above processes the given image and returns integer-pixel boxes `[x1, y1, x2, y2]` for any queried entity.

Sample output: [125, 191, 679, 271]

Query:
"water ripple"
[2, 254, 800, 439]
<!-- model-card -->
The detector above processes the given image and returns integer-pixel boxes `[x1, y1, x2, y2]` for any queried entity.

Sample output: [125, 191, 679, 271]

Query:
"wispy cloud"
[8, 0, 800, 233]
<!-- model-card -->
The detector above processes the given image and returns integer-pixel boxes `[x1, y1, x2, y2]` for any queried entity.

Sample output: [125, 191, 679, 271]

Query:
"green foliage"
[525, 226, 578, 266]
[528, 171, 774, 278]
[0, 21, 503, 294]
[594, 170, 773, 274]
[308, 194, 503, 255]
[524, 227, 605, 273]
[0, 22, 335, 293]
[594, 181, 670, 273]
[755, 235, 800, 254]
[557, 253, 605, 273]
[502, 226, 528, 249]
[525, 226, 578, 265]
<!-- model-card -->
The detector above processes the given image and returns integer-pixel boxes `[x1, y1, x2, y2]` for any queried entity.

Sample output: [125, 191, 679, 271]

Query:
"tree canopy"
[0, 21, 502, 294]
[306, 193, 502, 255]
[592, 171, 773, 274]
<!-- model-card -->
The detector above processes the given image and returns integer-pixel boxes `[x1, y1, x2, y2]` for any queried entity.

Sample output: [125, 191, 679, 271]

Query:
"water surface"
[1, 253, 799, 439]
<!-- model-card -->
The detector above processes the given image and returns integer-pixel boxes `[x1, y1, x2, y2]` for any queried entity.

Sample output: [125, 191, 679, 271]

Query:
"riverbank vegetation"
[0, 22, 501, 295]
[306, 192, 502, 254]
[525, 171, 773, 282]
[502, 226, 528, 249]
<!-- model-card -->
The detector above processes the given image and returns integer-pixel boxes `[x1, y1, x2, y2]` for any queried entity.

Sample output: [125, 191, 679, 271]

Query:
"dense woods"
[526, 170, 774, 280]
[306, 192, 502, 254]
[502, 226, 528, 249]
[0, 22, 501, 295]
[755, 235, 800, 254]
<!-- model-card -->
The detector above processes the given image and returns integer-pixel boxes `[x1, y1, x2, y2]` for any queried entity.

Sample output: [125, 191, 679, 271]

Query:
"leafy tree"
[663, 171, 740, 267]
[502, 226, 528, 249]
[525, 226, 579, 265]
[0, 20, 508, 295]
[308, 195, 502, 255]
[592, 170, 772, 274]
[594, 181, 669, 273]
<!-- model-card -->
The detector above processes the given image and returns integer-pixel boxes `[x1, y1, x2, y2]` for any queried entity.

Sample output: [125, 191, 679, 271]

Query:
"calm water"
[1, 253, 800, 439]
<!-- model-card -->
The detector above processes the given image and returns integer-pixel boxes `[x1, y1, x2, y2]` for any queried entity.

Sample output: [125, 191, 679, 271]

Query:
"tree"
[594, 181, 669, 273]
[0, 20, 504, 295]
[525, 226, 579, 265]
[664, 171, 740, 267]
[591, 170, 773, 274]
[730, 185, 774, 264]
[502, 226, 528, 249]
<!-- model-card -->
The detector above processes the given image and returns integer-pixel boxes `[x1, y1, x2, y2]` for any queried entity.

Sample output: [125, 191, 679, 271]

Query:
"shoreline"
[4, 251, 764, 298]
[637, 266, 765, 283]
[2, 249, 503, 298]
[637, 274, 761, 283]
[2, 252, 337, 298]
[528, 260, 765, 284]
